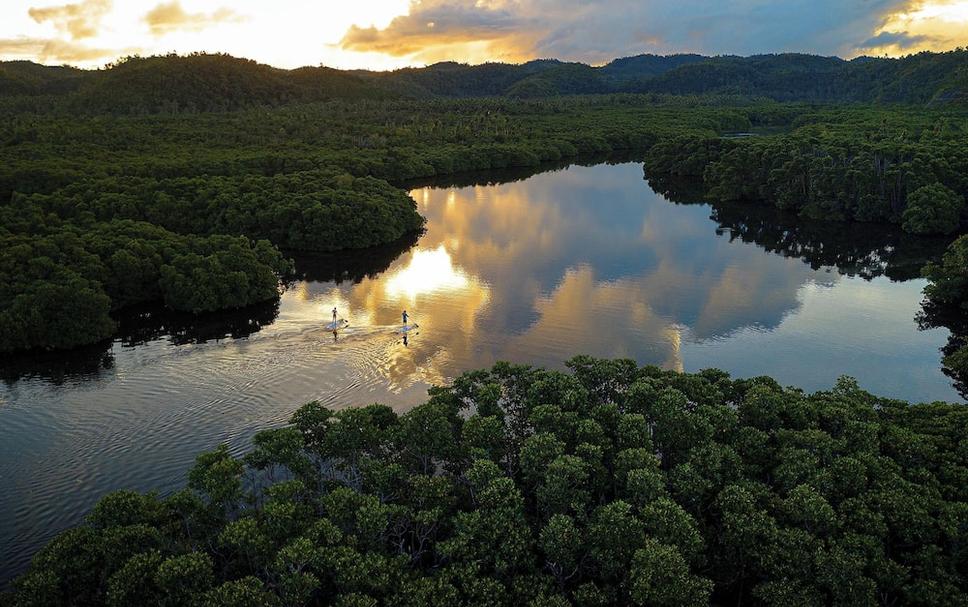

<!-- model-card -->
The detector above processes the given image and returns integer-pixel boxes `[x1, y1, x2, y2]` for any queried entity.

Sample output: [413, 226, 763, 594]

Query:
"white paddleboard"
[398, 324, 419, 333]
[325, 319, 349, 331]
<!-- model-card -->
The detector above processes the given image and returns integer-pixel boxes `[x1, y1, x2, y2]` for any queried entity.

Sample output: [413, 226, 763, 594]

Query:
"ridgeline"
[1, 50, 967, 113]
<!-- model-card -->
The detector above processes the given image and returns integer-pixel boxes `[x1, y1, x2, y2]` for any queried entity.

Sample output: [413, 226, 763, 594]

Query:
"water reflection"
[0, 161, 960, 588]
[0, 301, 281, 386]
[918, 301, 968, 399]
[384, 245, 483, 303]
[288, 230, 420, 285]
[267, 162, 954, 401]
[646, 172, 949, 282]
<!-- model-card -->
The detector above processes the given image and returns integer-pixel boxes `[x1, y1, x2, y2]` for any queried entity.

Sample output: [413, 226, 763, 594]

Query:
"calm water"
[0, 162, 960, 584]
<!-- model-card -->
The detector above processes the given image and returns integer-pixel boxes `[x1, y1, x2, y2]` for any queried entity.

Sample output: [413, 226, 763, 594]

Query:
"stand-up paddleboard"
[397, 323, 419, 334]
[325, 319, 349, 331]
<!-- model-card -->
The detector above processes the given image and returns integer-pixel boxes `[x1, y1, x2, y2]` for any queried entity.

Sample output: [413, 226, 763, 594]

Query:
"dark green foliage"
[0, 92, 750, 354]
[14, 170, 423, 252]
[0, 51, 402, 112]
[643, 107, 968, 234]
[903, 183, 966, 235]
[0, 220, 292, 352]
[921, 236, 968, 396]
[6, 359, 966, 605]
[2, 60, 966, 362]
[923, 235, 968, 311]
[3, 50, 966, 109]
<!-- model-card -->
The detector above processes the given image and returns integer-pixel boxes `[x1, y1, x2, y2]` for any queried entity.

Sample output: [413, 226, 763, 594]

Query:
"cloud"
[28, 0, 112, 40]
[857, 30, 932, 50]
[0, 36, 122, 62]
[335, 163, 824, 387]
[340, 0, 944, 63]
[144, 1, 244, 36]
[865, 0, 968, 54]
[341, 0, 539, 62]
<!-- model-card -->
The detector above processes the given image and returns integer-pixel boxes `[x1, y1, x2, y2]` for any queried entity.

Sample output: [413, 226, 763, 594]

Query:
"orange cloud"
[340, 0, 967, 65]
[28, 0, 111, 40]
[144, 1, 243, 36]
[340, 0, 541, 63]
[0, 36, 124, 62]
[861, 0, 968, 55]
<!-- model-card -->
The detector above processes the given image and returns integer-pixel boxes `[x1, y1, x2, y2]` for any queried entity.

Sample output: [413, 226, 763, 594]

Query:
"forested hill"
[2, 50, 966, 113]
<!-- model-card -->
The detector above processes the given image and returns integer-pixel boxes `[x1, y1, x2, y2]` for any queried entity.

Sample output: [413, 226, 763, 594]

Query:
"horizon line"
[4, 47, 963, 73]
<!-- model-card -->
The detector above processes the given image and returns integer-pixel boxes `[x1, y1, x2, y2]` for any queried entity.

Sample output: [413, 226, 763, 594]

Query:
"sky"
[0, 0, 966, 70]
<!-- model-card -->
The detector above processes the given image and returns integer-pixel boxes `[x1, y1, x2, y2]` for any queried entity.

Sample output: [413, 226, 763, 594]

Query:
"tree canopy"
[2, 50, 967, 111]
[3, 93, 968, 364]
[4, 358, 966, 606]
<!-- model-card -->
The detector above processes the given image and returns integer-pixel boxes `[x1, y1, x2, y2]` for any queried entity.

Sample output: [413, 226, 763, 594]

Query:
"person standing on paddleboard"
[402, 310, 409, 326]
[332, 307, 338, 324]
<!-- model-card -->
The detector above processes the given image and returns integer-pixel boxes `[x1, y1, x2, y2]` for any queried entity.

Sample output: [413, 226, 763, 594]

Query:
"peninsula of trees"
[4, 359, 966, 605]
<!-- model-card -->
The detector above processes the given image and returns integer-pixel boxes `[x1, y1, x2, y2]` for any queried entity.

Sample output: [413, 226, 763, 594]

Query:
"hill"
[0, 61, 87, 95]
[1, 49, 966, 113]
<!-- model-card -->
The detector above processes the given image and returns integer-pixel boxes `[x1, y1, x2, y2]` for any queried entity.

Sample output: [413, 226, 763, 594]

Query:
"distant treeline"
[643, 109, 968, 235]
[1, 50, 967, 113]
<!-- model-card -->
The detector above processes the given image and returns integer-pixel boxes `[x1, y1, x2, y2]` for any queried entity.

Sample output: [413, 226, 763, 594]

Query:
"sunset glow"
[0, 0, 414, 68]
[384, 245, 479, 304]
[1, 0, 966, 70]
[868, 0, 968, 54]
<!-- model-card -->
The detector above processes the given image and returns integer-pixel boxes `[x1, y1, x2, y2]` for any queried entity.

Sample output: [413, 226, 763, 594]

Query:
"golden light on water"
[383, 245, 477, 304]
[277, 164, 885, 397]
[665, 325, 685, 373]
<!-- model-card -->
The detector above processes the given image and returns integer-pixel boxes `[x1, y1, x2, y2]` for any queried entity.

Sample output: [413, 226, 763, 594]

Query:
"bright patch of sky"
[0, 0, 965, 69]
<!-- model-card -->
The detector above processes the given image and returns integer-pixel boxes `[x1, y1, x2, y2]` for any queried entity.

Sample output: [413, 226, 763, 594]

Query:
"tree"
[629, 539, 712, 607]
[924, 235, 968, 310]
[902, 183, 964, 235]
[7, 359, 968, 605]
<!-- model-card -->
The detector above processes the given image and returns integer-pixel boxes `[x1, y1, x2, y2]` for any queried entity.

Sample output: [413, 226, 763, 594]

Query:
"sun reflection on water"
[384, 245, 479, 303]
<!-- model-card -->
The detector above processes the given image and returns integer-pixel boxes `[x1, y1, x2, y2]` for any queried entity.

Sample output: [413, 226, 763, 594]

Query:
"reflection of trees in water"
[646, 171, 948, 282]
[709, 204, 948, 282]
[116, 300, 280, 347]
[648, 167, 965, 399]
[6, 163, 958, 393]
[918, 303, 968, 400]
[0, 230, 423, 386]
[0, 343, 116, 387]
[287, 230, 421, 285]
[0, 300, 281, 386]
[644, 172, 708, 205]
[405, 151, 643, 190]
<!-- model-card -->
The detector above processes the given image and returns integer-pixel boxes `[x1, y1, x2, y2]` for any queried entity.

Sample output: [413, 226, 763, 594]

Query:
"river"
[0, 161, 959, 585]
